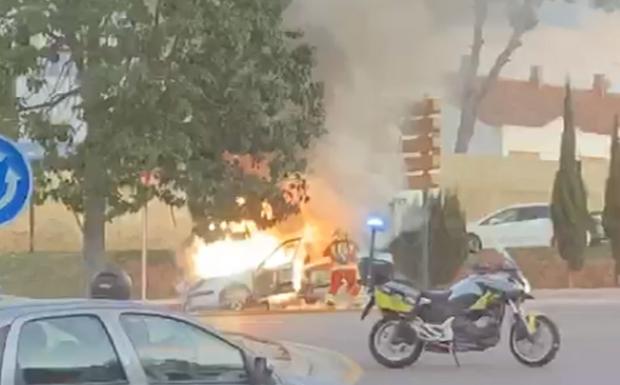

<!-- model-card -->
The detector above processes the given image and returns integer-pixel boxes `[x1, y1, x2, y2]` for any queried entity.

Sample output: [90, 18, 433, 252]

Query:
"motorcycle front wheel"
[509, 315, 560, 367]
[369, 317, 424, 369]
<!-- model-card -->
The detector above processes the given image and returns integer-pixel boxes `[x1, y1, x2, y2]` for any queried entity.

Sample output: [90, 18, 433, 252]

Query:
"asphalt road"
[201, 301, 620, 385]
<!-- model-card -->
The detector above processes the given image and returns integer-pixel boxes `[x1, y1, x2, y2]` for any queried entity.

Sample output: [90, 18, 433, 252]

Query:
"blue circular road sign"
[0, 135, 33, 226]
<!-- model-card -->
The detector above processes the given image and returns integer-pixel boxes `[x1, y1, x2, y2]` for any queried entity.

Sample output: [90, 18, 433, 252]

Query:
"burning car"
[180, 224, 331, 312]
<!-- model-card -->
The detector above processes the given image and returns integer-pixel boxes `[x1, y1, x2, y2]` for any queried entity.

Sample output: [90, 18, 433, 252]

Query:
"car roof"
[0, 297, 168, 323]
[502, 202, 549, 209]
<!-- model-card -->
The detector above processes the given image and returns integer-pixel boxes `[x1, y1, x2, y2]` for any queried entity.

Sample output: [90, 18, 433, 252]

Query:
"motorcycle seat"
[421, 289, 452, 302]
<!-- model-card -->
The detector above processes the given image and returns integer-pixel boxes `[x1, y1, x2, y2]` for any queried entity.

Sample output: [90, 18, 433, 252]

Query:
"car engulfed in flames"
[192, 223, 294, 280]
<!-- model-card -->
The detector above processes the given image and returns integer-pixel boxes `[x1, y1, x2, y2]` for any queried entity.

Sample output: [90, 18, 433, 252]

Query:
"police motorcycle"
[359, 218, 560, 369]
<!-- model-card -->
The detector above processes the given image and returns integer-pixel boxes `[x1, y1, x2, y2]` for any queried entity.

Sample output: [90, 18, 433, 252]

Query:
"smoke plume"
[284, 0, 457, 245]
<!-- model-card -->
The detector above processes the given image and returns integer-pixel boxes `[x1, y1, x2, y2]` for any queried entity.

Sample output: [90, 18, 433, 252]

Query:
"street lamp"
[366, 216, 385, 292]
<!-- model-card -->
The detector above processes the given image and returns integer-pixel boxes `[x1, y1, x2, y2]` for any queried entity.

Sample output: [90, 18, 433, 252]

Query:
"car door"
[253, 238, 303, 299]
[513, 205, 553, 247]
[0, 311, 141, 385]
[477, 207, 522, 248]
[118, 313, 251, 384]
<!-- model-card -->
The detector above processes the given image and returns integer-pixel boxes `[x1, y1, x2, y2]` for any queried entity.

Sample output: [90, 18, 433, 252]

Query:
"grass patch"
[0, 250, 175, 299]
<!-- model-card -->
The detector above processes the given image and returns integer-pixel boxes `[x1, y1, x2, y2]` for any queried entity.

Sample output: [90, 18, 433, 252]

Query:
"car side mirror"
[251, 356, 274, 385]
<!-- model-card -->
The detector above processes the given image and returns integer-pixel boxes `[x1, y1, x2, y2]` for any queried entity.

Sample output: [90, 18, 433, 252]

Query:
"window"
[482, 208, 519, 225]
[121, 315, 248, 383]
[16, 316, 126, 385]
[263, 240, 300, 270]
[518, 205, 550, 221]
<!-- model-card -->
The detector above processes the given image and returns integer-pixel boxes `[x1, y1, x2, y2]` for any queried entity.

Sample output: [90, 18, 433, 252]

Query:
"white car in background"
[466, 203, 598, 253]
[466, 203, 555, 252]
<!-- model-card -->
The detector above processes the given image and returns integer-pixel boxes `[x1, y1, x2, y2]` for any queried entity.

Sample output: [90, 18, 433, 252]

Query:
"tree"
[429, 192, 469, 286]
[157, 0, 324, 238]
[449, 0, 620, 153]
[603, 116, 620, 286]
[550, 84, 589, 287]
[454, 0, 540, 153]
[0, 0, 324, 283]
[389, 192, 468, 287]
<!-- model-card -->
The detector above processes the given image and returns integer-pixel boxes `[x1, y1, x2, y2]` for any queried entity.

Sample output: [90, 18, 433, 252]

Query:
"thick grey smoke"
[283, 0, 620, 248]
[284, 0, 457, 244]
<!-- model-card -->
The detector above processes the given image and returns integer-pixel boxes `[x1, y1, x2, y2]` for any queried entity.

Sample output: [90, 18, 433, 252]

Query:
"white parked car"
[466, 203, 555, 252]
[466, 203, 598, 252]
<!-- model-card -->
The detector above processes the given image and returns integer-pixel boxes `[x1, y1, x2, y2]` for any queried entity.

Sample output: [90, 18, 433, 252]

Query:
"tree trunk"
[455, 0, 531, 153]
[455, 98, 478, 153]
[82, 155, 107, 295]
[454, 0, 486, 154]
[82, 191, 106, 294]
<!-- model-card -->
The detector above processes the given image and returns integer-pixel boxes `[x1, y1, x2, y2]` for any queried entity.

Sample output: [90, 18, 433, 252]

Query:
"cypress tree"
[389, 192, 468, 287]
[603, 116, 620, 286]
[429, 192, 469, 286]
[550, 83, 589, 287]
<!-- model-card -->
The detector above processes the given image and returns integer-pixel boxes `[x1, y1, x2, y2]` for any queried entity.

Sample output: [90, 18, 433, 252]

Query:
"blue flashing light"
[366, 216, 385, 230]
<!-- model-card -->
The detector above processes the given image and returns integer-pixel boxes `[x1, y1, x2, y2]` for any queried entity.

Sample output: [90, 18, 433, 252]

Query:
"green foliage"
[550, 85, 589, 271]
[0, 0, 324, 235]
[603, 117, 620, 271]
[0, 250, 175, 298]
[389, 193, 469, 287]
[429, 193, 469, 286]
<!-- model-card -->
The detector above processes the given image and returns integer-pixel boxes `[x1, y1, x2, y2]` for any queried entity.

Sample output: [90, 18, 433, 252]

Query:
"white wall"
[502, 117, 611, 161]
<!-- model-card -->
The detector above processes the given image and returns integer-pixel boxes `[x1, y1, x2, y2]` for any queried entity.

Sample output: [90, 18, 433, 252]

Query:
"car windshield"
[121, 314, 247, 383]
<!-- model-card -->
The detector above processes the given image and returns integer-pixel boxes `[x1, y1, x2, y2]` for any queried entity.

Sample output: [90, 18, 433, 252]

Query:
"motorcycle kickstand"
[449, 343, 461, 368]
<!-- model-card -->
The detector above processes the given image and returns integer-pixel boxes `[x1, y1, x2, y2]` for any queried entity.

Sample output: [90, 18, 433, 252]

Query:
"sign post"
[400, 98, 441, 289]
[139, 170, 158, 300]
[0, 136, 33, 228]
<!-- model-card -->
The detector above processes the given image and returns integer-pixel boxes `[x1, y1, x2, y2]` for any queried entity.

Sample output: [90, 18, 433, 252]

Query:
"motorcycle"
[360, 249, 560, 369]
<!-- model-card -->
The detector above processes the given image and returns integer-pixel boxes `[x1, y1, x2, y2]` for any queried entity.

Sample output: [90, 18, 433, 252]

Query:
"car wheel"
[468, 233, 482, 253]
[220, 285, 251, 311]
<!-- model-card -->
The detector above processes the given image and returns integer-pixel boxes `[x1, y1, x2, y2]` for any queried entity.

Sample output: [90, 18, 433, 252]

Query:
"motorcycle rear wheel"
[509, 315, 560, 367]
[369, 318, 424, 369]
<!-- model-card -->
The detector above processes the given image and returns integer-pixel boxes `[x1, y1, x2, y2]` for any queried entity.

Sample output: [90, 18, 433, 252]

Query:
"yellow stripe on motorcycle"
[469, 292, 498, 310]
[375, 289, 414, 313]
[526, 313, 540, 334]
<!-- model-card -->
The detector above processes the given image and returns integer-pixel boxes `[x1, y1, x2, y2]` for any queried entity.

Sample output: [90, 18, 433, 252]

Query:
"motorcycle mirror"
[252, 357, 273, 383]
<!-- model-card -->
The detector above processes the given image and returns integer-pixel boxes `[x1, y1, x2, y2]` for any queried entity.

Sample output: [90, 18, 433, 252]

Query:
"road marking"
[534, 299, 620, 305]
[236, 320, 285, 325]
[283, 341, 363, 385]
